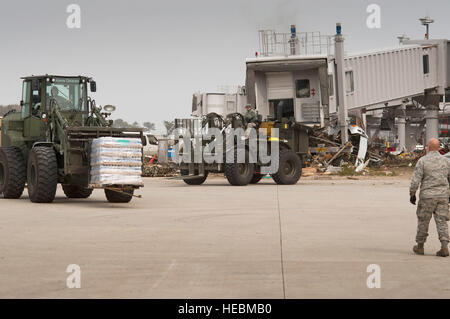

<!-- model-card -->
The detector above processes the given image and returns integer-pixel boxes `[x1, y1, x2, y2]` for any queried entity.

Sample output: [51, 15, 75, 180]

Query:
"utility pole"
[334, 23, 348, 144]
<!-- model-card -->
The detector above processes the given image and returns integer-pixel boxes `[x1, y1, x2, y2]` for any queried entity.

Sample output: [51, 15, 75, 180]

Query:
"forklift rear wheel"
[250, 173, 264, 184]
[224, 148, 255, 186]
[271, 149, 302, 185]
[0, 147, 26, 198]
[62, 185, 93, 199]
[181, 169, 208, 185]
[105, 188, 133, 203]
[27, 147, 58, 203]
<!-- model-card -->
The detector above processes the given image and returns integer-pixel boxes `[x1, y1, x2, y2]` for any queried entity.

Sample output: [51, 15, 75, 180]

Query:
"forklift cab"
[21, 78, 45, 139]
[20, 76, 94, 138]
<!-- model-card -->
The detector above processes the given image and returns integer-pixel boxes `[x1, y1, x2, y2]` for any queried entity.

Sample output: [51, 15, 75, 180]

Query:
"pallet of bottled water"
[90, 137, 143, 187]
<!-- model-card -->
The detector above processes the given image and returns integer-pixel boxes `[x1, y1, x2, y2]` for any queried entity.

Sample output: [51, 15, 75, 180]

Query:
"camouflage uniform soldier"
[244, 104, 258, 128]
[410, 138, 450, 257]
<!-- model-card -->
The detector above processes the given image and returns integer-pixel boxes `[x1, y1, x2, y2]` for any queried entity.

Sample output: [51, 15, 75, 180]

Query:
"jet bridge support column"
[425, 105, 439, 143]
[397, 104, 406, 152]
[413, 94, 441, 146]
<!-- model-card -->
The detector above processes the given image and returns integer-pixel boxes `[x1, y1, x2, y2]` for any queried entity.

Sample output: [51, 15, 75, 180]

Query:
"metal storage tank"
[204, 93, 226, 115]
[191, 91, 247, 117]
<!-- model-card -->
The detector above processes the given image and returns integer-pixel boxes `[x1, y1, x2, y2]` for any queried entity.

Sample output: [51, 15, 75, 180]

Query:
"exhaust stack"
[334, 23, 349, 144]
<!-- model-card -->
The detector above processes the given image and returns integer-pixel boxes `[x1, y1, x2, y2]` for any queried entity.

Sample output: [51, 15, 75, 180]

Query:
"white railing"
[258, 30, 334, 57]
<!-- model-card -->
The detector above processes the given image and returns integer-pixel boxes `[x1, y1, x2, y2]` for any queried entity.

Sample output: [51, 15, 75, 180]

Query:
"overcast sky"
[1, 0, 449, 132]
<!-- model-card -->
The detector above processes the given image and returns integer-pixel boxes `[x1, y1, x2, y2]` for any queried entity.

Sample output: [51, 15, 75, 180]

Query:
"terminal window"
[296, 79, 310, 98]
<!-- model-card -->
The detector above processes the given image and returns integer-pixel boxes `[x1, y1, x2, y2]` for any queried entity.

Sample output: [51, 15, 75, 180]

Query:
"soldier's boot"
[436, 241, 449, 257]
[413, 243, 424, 255]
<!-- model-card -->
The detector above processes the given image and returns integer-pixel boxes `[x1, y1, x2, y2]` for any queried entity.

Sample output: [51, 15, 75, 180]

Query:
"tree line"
[0, 106, 176, 136]
[113, 119, 175, 135]
[0, 104, 20, 116]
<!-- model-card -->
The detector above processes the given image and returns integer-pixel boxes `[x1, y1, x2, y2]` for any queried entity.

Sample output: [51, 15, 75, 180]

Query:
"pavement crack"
[276, 185, 286, 299]
[152, 259, 176, 289]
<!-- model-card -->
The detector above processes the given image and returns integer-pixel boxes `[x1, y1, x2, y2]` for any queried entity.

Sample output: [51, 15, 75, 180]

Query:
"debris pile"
[374, 152, 420, 171]
[308, 125, 372, 172]
[305, 124, 421, 176]
[142, 163, 179, 177]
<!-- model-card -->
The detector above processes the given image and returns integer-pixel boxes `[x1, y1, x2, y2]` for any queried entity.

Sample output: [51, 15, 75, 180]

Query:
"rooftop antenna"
[397, 34, 410, 45]
[419, 16, 434, 39]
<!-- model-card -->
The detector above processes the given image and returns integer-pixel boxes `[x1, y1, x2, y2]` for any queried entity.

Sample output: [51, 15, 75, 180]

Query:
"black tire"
[181, 169, 208, 185]
[62, 185, 93, 199]
[250, 173, 264, 184]
[224, 148, 254, 186]
[271, 149, 302, 185]
[0, 147, 26, 198]
[105, 188, 133, 203]
[27, 147, 58, 203]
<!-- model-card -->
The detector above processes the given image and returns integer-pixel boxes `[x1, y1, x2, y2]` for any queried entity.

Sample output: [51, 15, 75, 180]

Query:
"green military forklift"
[0, 75, 144, 203]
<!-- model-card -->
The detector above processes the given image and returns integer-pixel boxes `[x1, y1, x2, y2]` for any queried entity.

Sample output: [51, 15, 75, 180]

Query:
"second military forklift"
[174, 111, 310, 186]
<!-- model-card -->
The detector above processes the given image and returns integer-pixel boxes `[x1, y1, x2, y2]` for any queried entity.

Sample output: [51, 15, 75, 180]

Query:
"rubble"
[325, 166, 342, 174]
[382, 151, 422, 167]
[142, 163, 179, 177]
[301, 167, 318, 177]
[308, 126, 366, 172]
[306, 123, 422, 177]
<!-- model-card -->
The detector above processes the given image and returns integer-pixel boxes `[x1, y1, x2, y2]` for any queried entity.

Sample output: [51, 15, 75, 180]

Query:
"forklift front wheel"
[27, 147, 58, 203]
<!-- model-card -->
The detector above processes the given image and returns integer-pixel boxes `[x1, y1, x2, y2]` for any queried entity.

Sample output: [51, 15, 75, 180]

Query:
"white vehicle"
[143, 134, 159, 160]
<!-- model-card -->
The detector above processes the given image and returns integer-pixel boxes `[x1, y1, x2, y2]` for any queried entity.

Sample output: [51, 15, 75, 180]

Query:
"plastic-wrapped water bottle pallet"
[92, 144, 142, 148]
[90, 170, 142, 175]
[90, 161, 142, 167]
[90, 173, 143, 183]
[91, 137, 142, 147]
[91, 151, 142, 158]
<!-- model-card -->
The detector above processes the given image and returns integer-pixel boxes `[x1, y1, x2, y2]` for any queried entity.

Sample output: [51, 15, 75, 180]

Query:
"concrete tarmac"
[0, 176, 449, 298]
